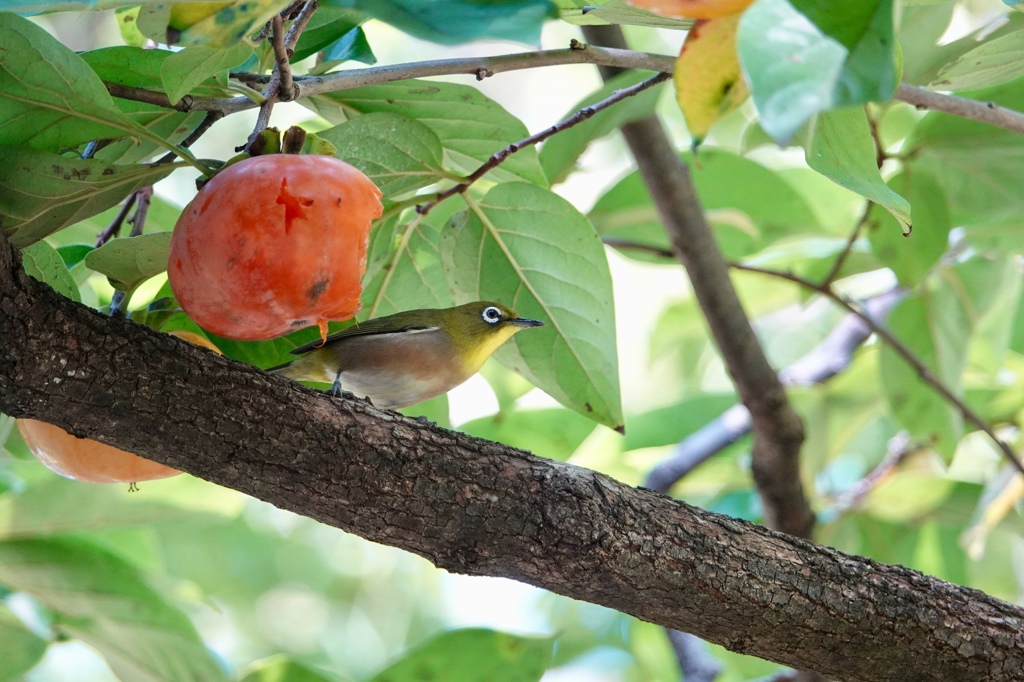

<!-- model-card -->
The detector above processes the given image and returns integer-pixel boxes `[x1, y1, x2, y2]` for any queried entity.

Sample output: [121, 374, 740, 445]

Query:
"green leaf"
[904, 81, 1024, 225]
[0, 13, 151, 151]
[623, 394, 738, 450]
[318, 113, 448, 197]
[557, 0, 693, 28]
[739, 0, 896, 142]
[56, 243, 94, 269]
[327, 0, 557, 46]
[738, 0, 846, 142]
[459, 408, 596, 461]
[590, 149, 819, 261]
[866, 171, 950, 285]
[360, 213, 454, 319]
[0, 146, 174, 248]
[313, 25, 376, 71]
[931, 28, 1024, 91]
[161, 43, 253, 105]
[291, 6, 369, 63]
[114, 6, 146, 46]
[789, 0, 897, 103]
[540, 71, 666, 185]
[84, 232, 172, 292]
[241, 655, 336, 682]
[880, 284, 966, 454]
[0, 605, 47, 680]
[0, 537, 228, 682]
[171, 0, 294, 49]
[303, 80, 547, 186]
[370, 628, 554, 682]
[443, 183, 623, 429]
[20, 241, 80, 302]
[806, 107, 911, 233]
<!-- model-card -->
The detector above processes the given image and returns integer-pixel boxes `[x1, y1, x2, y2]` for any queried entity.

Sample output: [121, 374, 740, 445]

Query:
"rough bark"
[1, 231, 1023, 682]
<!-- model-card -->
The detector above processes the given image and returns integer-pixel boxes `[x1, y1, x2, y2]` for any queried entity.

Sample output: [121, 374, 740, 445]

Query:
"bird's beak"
[510, 317, 544, 328]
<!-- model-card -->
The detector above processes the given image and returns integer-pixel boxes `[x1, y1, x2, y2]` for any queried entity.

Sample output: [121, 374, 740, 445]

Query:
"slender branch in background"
[895, 83, 1024, 135]
[94, 193, 138, 248]
[829, 432, 924, 515]
[819, 201, 875, 288]
[600, 236, 675, 259]
[732, 263, 1024, 478]
[416, 72, 670, 216]
[108, 186, 154, 318]
[646, 289, 904, 493]
[155, 110, 225, 165]
[666, 631, 722, 682]
[127, 186, 153, 238]
[865, 105, 887, 169]
[583, 23, 814, 541]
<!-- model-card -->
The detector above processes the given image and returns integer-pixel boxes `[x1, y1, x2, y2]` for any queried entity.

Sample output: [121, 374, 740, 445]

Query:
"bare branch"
[731, 263, 1024, 477]
[819, 201, 874, 288]
[896, 83, 1024, 135]
[108, 46, 676, 116]
[416, 72, 670, 216]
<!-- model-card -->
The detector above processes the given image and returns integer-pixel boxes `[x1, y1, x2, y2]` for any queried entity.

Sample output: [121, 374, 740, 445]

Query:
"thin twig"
[109, 186, 154, 318]
[416, 72, 670, 216]
[94, 193, 137, 248]
[731, 262, 1024, 477]
[601, 236, 675, 259]
[128, 186, 153, 238]
[829, 432, 925, 515]
[819, 201, 875, 288]
[269, 15, 294, 101]
[895, 83, 1024, 135]
[155, 110, 224, 165]
[284, 0, 318, 56]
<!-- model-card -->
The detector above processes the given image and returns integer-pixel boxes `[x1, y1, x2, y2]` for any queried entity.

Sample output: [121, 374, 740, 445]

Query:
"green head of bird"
[441, 301, 544, 372]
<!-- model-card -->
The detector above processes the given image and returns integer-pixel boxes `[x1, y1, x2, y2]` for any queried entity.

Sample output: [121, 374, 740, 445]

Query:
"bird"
[268, 301, 544, 409]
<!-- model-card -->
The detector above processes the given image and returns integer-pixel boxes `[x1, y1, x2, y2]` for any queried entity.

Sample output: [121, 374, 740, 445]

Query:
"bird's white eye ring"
[482, 306, 502, 324]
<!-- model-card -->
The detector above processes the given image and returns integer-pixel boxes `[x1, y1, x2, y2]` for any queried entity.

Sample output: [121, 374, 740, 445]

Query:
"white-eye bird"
[268, 301, 544, 409]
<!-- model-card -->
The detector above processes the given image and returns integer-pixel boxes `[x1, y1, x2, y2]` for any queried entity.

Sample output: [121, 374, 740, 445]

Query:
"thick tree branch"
[12, 220, 1024, 682]
[582, 24, 812, 540]
[2, 231, 1024, 681]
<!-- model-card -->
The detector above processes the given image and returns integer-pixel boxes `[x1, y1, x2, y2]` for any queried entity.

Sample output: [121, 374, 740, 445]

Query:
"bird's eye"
[482, 306, 502, 324]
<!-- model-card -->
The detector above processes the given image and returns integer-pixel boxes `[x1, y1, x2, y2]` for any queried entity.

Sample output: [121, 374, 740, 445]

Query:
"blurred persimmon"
[16, 330, 221, 484]
[626, 0, 753, 19]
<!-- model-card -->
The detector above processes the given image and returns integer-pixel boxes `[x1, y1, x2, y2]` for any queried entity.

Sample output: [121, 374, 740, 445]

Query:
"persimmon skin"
[626, 0, 753, 19]
[17, 331, 220, 484]
[168, 154, 384, 341]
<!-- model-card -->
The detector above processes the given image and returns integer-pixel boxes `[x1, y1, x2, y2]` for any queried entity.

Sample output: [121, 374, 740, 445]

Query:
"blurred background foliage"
[2, 0, 1024, 680]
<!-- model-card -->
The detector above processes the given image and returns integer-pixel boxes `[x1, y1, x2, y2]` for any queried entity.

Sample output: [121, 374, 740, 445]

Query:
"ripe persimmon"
[626, 0, 753, 19]
[16, 331, 220, 484]
[167, 154, 383, 341]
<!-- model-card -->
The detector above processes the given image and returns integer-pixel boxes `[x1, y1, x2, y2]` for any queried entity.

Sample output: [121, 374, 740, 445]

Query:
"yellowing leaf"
[673, 15, 750, 145]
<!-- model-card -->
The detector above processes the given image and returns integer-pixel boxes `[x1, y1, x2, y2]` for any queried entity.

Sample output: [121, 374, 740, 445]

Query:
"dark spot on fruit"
[336, 198, 343, 207]
[307, 278, 328, 300]
[291, 319, 308, 327]
[276, 177, 312, 233]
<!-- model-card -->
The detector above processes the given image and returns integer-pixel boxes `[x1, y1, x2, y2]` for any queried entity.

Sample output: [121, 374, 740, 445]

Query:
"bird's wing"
[288, 321, 439, 355]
